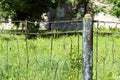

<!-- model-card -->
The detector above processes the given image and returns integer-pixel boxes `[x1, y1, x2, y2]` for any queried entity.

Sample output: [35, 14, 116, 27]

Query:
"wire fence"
[0, 19, 120, 80]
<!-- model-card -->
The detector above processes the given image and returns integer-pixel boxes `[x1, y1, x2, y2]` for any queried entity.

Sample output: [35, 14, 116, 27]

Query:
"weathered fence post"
[82, 14, 93, 80]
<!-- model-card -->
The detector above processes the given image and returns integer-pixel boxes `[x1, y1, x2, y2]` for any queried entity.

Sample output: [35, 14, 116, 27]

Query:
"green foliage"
[110, 7, 120, 18]
[69, 44, 82, 79]
[94, 26, 119, 32]
[98, 27, 108, 31]
[1, 0, 53, 20]
[107, 0, 120, 17]
[0, 33, 120, 80]
[110, 27, 119, 32]
[92, 7, 106, 14]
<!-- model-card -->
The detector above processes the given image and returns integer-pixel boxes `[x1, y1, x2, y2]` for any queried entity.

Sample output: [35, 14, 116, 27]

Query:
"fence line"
[0, 19, 120, 32]
[0, 18, 120, 80]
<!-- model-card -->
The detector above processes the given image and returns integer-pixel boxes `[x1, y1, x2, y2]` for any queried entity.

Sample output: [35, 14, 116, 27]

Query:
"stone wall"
[39, 21, 83, 31]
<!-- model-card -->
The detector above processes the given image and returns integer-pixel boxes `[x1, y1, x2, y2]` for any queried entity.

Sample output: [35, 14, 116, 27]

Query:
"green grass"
[0, 33, 120, 80]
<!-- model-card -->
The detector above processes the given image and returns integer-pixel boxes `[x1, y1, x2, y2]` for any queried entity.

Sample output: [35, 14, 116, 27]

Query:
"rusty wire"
[0, 20, 120, 35]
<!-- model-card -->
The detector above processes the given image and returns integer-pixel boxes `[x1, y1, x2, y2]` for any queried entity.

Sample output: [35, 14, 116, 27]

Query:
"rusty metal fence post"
[82, 14, 93, 80]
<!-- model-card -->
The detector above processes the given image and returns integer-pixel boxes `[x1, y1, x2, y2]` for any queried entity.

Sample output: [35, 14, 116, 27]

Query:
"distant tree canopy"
[107, 0, 120, 18]
[0, 0, 91, 39]
[0, 0, 91, 20]
[1, 0, 54, 20]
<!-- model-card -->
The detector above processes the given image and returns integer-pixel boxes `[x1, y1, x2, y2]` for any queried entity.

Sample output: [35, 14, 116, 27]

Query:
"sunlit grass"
[0, 33, 120, 80]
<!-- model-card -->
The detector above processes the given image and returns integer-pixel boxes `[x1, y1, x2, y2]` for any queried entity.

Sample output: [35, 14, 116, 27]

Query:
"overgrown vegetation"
[0, 32, 120, 80]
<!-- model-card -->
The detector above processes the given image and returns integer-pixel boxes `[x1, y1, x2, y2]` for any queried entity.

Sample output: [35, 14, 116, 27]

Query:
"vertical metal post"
[25, 20, 29, 80]
[6, 40, 9, 78]
[82, 14, 93, 80]
[96, 21, 99, 80]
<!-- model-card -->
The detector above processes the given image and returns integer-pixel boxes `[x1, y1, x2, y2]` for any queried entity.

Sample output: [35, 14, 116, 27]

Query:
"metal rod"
[6, 40, 9, 78]
[54, 61, 59, 80]
[17, 40, 20, 80]
[62, 36, 67, 75]
[25, 20, 29, 80]
[111, 36, 115, 69]
[96, 21, 99, 80]
[77, 34, 80, 79]
[69, 37, 72, 80]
